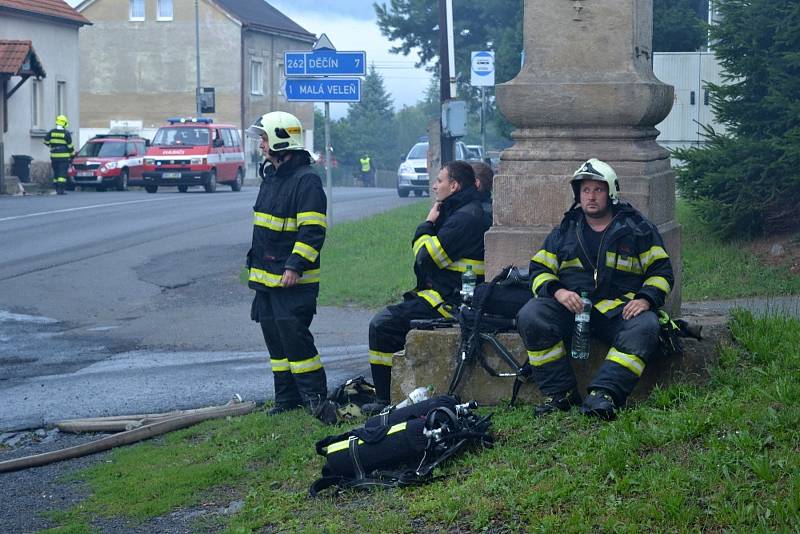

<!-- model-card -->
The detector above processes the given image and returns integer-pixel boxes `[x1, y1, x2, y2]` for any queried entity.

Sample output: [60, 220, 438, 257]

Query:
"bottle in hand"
[571, 291, 592, 359]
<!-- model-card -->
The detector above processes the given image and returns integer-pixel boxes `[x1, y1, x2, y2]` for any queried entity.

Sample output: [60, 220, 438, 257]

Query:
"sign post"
[284, 34, 365, 227]
[470, 51, 495, 159]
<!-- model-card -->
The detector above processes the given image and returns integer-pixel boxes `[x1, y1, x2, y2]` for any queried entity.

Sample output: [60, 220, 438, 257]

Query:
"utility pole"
[438, 0, 454, 164]
[194, 0, 201, 116]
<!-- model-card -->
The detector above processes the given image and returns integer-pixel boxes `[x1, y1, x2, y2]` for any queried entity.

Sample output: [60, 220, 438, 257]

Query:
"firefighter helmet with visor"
[246, 111, 305, 152]
[570, 158, 620, 205]
[55, 115, 69, 128]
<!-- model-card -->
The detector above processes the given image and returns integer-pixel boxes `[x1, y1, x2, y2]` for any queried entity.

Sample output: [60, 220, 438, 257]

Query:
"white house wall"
[0, 15, 81, 162]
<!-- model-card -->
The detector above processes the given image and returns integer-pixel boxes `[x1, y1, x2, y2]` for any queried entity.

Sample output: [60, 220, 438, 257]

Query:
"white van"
[396, 140, 468, 197]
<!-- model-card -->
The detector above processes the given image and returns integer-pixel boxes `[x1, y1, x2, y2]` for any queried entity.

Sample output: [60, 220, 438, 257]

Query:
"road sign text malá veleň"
[284, 50, 366, 77]
[284, 78, 362, 103]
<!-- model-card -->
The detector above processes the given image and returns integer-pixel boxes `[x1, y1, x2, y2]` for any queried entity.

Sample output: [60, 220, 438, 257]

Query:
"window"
[250, 59, 263, 95]
[129, 0, 144, 21]
[31, 79, 43, 129]
[221, 129, 234, 147]
[277, 61, 285, 95]
[57, 81, 67, 116]
[157, 0, 173, 21]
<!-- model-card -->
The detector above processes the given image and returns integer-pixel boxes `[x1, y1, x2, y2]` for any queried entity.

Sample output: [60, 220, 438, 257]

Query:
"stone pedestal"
[391, 314, 727, 406]
[488, 0, 681, 313]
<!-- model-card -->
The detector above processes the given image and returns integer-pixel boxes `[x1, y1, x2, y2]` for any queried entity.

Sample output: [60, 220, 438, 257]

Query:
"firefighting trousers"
[51, 159, 69, 183]
[516, 297, 660, 406]
[368, 292, 452, 401]
[252, 286, 327, 406]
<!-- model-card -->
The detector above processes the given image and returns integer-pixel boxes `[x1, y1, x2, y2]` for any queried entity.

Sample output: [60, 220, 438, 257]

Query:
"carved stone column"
[488, 0, 681, 312]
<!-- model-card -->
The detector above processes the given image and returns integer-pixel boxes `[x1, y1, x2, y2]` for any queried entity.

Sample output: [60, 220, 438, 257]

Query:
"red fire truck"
[142, 117, 245, 193]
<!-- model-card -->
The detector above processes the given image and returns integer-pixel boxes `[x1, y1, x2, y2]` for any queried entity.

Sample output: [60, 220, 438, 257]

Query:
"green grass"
[47, 309, 800, 532]
[678, 200, 800, 300]
[317, 200, 429, 307]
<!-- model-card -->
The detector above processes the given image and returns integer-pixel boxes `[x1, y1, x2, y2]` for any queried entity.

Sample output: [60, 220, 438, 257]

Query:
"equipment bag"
[364, 395, 461, 428]
[310, 402, 493, 496]
[313, 376, 379, 425]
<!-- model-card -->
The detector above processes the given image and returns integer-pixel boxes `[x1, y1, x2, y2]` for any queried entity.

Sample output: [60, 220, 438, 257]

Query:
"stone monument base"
[390, 314, 728, 407]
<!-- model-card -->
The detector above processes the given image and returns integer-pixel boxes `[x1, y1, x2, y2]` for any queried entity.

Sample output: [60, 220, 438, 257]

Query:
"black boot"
[533, 389, 581, 417]
[580, 389, 617, 420]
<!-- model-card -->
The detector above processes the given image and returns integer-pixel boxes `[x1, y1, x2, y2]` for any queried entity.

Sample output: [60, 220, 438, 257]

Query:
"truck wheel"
[204, 170, 217, 193]
[178, 185, 189, 193]
[115, 169, 129, 191]
[145, 185, 158, 194]
[231, 169, 243, 192]
[397, 185, 410, 198]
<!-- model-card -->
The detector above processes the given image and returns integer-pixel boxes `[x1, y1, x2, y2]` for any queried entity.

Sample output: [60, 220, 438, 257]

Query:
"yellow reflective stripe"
[50, 131, 66, 138]
[368, 350, 394, 367]
[270, 358, 290, 372]
[297, 211, 328, 228]
[528, 341, 566, 366]
[606, 252, 643, 275]
[559, 258, 583, 271]
[639, 246, 669, 271]
[325, 422, 408, 454]
[417, 289, 453, 319]
[47, 138, 69, 144]
[50, 152, 73, 158]
[290, 354, 323, 374]
[248, 267, 320, 287]
[532, 250, 558, 273]
[643, 276, 671, 293]
[606, 347, 645, 376]
[54, 177, 68, 182]
[594, 292, 636, 314]
[253, 211, 298, 232]
[412, 234, 430, 256]
[445, 258, 485, 276]
[423, 236, 453, 269]
[532, 272, 558, 294]
[291, 241, 319, 262]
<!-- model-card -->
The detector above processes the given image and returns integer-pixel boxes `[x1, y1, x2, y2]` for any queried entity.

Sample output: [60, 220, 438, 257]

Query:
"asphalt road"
[0, 186, 422, 431]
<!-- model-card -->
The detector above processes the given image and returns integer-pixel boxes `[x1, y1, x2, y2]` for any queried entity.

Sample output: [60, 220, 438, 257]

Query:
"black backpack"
[310, 396, 493, 496]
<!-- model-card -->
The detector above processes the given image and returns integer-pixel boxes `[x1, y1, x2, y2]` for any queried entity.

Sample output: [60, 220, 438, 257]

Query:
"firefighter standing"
[364, 160, 489, 413]
[43, 115, 74, 195]
[359, 154, 372, 187]
[517, 158, 674, 420]
[245, 111, 328, 416]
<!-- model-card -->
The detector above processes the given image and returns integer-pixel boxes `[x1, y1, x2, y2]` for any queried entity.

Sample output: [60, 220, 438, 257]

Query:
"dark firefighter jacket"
[529, 202, 674, 318]
[43, 127, 74, 159]
[247, 155, 327, 291]
[412, 187, 487, 306]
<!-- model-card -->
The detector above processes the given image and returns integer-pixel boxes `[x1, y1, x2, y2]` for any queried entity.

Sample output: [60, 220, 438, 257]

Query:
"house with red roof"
[0, 0, 90, 192]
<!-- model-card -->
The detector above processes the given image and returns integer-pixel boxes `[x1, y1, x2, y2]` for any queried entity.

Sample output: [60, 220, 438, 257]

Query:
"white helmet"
[246, 111, 305, 152]
[571, 158, 620, 204]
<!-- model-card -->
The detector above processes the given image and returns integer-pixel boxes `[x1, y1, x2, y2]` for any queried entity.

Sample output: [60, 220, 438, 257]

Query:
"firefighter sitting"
[516, 158, 674, 420]
[364, 160, 490, 414]
[43, 115, 75, 195]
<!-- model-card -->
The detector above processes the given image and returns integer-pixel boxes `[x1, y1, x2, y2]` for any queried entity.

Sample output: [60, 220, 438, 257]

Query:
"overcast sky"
[268, 0, 433, 118]
[68, 0, 432, 120]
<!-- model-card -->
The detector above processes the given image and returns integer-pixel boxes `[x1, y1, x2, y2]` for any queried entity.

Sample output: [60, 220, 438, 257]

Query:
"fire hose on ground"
[0, 396, 256, 474]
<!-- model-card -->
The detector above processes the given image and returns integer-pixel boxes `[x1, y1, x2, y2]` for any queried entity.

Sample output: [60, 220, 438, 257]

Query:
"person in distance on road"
[43, 115, 75, 195]
[245, 111, 328, 418]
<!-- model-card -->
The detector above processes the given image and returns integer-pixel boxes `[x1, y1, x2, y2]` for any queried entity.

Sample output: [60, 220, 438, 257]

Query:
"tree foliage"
[674, 0, 800, 239]
[653, 0, 707, 52]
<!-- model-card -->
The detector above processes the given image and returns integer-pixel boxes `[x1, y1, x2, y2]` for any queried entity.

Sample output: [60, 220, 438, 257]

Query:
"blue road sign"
[284, 78, 362, 103]
[284, 50, 366, 76]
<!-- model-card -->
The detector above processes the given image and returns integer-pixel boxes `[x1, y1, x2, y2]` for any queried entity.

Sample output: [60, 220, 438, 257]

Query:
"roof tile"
[0, 0, 90, 25]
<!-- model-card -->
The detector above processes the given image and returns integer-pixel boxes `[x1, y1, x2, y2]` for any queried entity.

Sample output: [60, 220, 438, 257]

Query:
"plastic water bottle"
[571, 291, 592, 360]
[461, 265, 477, 302]
[395, 386, 433, 409]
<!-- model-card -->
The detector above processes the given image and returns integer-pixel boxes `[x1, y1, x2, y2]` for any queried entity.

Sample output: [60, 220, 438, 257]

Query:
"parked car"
[142, 117, 245, 193]
[396, 140, 469, 198]
[466, 144, 484, 161]
[68, 133, 148, 191]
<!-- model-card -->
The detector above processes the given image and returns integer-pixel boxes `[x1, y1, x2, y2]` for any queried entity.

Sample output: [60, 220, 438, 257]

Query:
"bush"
[673, 0, 800, 240]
